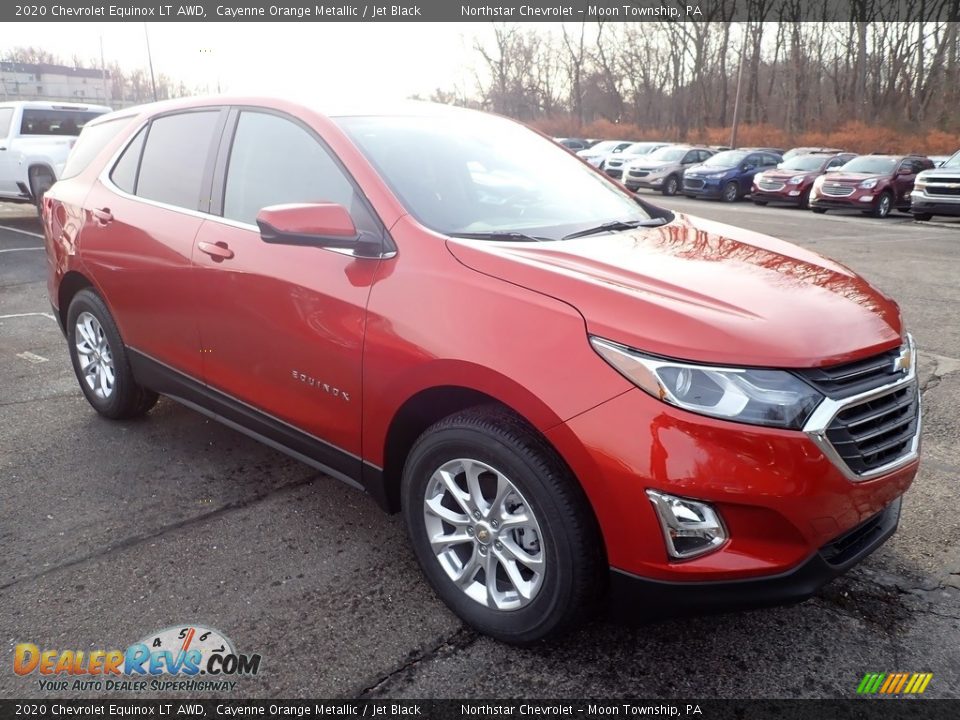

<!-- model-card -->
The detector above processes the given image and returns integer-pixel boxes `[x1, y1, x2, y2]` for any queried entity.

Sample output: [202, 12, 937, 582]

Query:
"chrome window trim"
[802, 334, 921, 482]
[96, 114, 397, 260]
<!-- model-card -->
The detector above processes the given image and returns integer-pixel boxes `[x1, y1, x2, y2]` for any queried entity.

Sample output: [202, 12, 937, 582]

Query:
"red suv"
[752, 152, 856, 208]
[44, 98, 920, 644]
[809, 154, 934, 217]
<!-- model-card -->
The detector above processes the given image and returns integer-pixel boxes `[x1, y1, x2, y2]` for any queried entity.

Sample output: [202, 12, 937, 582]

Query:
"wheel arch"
[56, 270, 95, 334]
[27, 162, 57, 199]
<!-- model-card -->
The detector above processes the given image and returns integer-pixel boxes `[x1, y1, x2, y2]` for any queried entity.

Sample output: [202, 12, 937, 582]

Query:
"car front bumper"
[751, 187, 808, 204]
[607, 497, 901, 619]
[910, 195, 960, 216]
[682, 179, 725, 197]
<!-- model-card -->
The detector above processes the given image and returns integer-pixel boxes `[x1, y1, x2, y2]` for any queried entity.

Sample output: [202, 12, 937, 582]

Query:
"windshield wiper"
[449, 231, 550, 243]
[561, 218, 666, 240]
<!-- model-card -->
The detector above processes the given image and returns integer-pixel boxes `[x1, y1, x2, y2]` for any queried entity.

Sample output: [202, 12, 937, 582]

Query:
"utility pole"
[144, 22, 158, 101]
[730, 23, 748, 149]
[99, 35, 109, 105]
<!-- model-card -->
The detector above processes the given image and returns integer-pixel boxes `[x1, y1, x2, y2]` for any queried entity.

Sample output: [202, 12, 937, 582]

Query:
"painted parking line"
[0, 247, 44, 253]
[0, 225, 43, 239]
[0, 312, 56, 321]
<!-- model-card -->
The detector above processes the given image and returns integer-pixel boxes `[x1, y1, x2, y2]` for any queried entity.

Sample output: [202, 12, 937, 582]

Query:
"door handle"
[198, 240, 234, 261]
[91, 207, 113, 224]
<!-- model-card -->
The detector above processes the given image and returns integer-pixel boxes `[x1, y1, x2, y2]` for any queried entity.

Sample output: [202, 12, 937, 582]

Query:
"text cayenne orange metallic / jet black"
[43, 97, 921, 644]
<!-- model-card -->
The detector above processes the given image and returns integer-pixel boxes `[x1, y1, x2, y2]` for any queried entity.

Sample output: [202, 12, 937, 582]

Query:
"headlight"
[705, 172, 727, 179]
[859, 178, 879, 189]
[914, 178, 927, 189]
[788, 175, 806, 185]
[590, 337, 823, 429]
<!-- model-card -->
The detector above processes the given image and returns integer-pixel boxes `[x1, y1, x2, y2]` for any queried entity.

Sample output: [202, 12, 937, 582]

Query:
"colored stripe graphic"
[857, 672, 932, 695]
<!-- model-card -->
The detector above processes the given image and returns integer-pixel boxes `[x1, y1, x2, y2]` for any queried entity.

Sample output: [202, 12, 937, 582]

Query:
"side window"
[744, 154, 761, 168]
[897, 160, 913, 175]
[110, 127, 147, 194]
[222, 111, 356, 226]
[682, 151, 697, 164]
[763, 154, 779, 166]
[827, 157, 845, 169]
[61, 117, 133, 180]
[698, 150, 712, 162]
[136, 111, 220, 210]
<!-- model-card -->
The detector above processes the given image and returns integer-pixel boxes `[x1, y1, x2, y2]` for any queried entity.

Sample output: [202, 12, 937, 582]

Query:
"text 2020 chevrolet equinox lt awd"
[43, 98, 921, 644]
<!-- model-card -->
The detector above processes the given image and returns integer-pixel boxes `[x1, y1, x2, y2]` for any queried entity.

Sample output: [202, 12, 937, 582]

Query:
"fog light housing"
[646, 490, 727, 560]
[859, 195, 874, 202]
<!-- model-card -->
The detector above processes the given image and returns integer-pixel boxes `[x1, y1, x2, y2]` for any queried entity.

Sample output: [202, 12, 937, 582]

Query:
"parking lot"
[1, 197, 958, 700]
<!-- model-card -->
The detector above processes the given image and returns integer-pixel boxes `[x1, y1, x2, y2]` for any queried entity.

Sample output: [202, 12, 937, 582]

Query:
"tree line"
[427, 13, 960, 150]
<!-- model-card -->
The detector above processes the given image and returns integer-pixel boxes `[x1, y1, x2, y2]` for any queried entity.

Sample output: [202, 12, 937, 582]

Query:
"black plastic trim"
[127, 348, 391, 510]
[607, 497, 901, 621]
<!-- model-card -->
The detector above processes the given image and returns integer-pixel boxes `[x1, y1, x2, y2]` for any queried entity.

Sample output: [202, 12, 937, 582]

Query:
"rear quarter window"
[61, 117, 134, 180]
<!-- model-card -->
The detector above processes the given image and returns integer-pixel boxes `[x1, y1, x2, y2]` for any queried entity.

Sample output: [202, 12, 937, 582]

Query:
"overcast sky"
[8, 22, 509, 102]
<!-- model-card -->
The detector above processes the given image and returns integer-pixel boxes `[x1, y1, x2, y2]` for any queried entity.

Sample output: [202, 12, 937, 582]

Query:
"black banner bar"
[2, 700, 959, 720]
[4, 0, 959, 23]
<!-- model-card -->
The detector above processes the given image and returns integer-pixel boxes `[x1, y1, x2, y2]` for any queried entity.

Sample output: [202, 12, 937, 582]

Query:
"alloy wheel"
[75, 311, 115, 399]
[723, 182, 739, 202]
[423, 458, 545, 611]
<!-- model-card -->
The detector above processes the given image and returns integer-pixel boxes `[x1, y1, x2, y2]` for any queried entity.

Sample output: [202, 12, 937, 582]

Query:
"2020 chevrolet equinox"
[43, 98, 921, 644]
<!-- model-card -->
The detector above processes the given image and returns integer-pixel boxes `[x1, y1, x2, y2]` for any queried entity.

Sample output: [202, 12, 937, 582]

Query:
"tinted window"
[61, 117, 133, 180]
[0, 108, 13, 137]
[20, 109, 106, 136]
[682, 151, 697, 164]
[110, 127, 147, 194]
[744, 154, 761, 167]
[826, 157, 847, 169]
[136, 111, 219, 210]
[223, 112, 357, 226]
[762, 154, 781, 166]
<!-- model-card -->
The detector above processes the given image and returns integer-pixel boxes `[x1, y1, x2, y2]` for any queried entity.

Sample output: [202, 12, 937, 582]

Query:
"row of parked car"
[555, 136, 960, 221]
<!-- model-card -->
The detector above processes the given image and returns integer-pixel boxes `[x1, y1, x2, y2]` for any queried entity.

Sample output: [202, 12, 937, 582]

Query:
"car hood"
[917, 166, 960, 179]
[445, 214, 901, 368]
[761, 169, 815, 181]
[627, 159, 673, 170]
[686, 165, 735, 175]
[822, 171, 884, 183]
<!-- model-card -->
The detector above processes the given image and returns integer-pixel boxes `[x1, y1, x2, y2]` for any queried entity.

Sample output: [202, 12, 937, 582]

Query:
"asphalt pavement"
[1, 198, 958, 700]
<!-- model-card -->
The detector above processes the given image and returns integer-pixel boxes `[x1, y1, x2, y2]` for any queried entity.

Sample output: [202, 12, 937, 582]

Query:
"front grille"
[758, 180, 786, 191]
[629, 169, 651, 178]
[684, 178, 705, 190]
[926, 179, 960, 196]
[822, 183, 856, 197]
[824, 383, 919, 475]
[796, 347, 903, 398]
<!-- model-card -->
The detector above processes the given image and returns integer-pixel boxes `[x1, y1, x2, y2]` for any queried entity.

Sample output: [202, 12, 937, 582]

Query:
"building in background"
[0, 61, 111, 105]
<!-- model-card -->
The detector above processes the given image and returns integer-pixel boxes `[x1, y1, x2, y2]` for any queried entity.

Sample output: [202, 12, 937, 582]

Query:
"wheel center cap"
[474, 523, 493, 544]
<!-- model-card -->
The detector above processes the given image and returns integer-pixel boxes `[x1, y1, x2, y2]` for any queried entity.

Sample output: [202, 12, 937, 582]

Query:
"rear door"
[78, 108, 226, 377]
[893, 159, 919, 206]
[190, 107, 389, 469]
[0, 106, 18, 196]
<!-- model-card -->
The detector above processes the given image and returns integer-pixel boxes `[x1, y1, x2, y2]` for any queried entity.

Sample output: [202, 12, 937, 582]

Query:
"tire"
[798, 189, 811, 210]
[66, 289, 159, 419]
[753, 200, 768, 206]
[661, 175, 680, 196]
[913, 213, 933, 221]
[29, 166, 55, 217]
[401, 406, 602, 645]
[721, 181, 740, 203]
[811, 207, 827, 214]
[871, 192, 893, 218]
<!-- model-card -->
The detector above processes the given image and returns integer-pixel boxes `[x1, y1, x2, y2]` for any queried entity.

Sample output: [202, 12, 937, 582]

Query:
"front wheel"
[67, 289, 159, 419]
[871, 192, 893, 218]
[402, 407, 602, 644]
[721, 181, 740, 203]
[661, 175, 680, 196]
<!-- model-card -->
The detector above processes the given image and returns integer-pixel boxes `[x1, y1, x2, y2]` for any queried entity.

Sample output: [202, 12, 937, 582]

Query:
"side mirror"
[897, 167, 912, 176]
[256, 203, 379, 256]
[742, 164, 756, 172]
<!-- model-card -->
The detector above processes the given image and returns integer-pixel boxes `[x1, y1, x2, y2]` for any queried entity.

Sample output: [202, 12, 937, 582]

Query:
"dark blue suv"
[683, 149, 782, 202]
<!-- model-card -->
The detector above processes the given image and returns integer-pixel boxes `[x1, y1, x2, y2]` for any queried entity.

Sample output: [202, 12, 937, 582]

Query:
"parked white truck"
[0, 101, 111, 211]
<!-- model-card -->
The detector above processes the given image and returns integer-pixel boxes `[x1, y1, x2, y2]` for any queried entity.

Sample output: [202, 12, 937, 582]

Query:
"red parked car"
[43, 98, 920, 643]
[752, 152, 856, 208]
[809, 154, 934, 217]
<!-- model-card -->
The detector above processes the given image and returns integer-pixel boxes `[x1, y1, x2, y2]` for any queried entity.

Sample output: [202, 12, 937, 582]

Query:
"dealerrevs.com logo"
[14, 625, 261, 692]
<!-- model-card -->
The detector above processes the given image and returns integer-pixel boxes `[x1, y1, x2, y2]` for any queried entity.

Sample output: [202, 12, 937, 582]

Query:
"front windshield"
[703, 150, 747, 167]
[624, 142, 661, 156]
[780, 155, 830, 172]
[647, 146, 688, 162]
[337, 113, 651, 238]
[942, 151, 960, 168]
[586, 140, 621, 153]
[840, 156, 898, 174]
